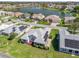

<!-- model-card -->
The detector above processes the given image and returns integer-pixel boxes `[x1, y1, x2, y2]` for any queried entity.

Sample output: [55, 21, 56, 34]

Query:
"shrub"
[25, 19, 33, 22]
[49, 29, 59, 39]
[37, 20, 50, 25]
[8, 33, 17, 40]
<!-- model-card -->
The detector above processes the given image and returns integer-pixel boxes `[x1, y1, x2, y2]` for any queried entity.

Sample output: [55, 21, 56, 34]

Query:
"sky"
[0, 0, 78, 2]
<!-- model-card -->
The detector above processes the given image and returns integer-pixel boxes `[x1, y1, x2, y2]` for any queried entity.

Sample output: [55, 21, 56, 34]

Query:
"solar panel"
[65, 39, 79, 49]
[28, 35, 36, 42]
[12, 27, 16, 32]
[44, 31, 48, 42]
[19, 26, 26, 31]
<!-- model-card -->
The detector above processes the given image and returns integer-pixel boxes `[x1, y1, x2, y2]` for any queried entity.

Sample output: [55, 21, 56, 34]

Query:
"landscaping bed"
[31, 26, 44, 29]
[37, 20, 50, 25]
[25, 19, 33, 22]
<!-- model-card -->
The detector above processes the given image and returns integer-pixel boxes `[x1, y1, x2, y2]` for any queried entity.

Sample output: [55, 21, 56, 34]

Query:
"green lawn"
[0, 31, 79, 58]
[45, 8, 70, 14]
[0, 35, 9, 51]
[25, 19, 33, 22]
[31, 26, 44, 29]
[37, 20, 50, 25]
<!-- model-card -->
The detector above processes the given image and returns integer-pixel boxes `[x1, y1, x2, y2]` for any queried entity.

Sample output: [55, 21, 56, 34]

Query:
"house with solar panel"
[20, 28, 51, 49]
[2, 24, 27, 36]
[0, 22, 15, 35]
[59, 28, 79, 55]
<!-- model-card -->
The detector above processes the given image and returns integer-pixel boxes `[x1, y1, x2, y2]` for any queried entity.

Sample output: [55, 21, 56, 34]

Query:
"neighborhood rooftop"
[21, 28, 51, 45]
[59, 28, 79, 53]
[0, 22, 14, 31]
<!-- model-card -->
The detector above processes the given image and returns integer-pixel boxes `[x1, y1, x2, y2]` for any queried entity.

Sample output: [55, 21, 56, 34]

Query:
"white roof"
[59, 28, 79, 51]
[21, 28, 50, 44]
[0, 23, 14, 31]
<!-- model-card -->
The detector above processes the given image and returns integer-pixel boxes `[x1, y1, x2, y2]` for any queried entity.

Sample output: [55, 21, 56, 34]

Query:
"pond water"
[19, 7, 72, 17]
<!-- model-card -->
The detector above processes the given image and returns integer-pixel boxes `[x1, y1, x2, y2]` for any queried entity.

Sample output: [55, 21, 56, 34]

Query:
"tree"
[8, 33, 17, 40]
[74, 6, 79, 13]
[41, 3, 48, 9]
[60, 5, 66, 25]
[60, 19, 65, 26]
[68, 17, 79, 34]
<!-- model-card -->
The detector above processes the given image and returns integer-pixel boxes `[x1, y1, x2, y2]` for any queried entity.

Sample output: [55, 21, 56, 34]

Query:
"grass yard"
[0, 35, 9, 51]
[0, 30, 79, 58]
[31, 26, 44, 29]
[25, 19, 33, 22]
[45, 8, 70, 14]
[37, 20, 50, 25]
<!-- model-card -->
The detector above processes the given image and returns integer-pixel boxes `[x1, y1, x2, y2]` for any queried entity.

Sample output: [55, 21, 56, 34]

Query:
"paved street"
[18, 21, 67, 30]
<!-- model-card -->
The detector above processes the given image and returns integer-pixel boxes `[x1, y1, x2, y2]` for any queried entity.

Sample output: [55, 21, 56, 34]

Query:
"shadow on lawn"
[51, 34, 59, 51]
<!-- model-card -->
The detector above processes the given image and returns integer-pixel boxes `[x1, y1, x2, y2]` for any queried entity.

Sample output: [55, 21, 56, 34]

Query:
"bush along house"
[59, 28, 79, 55]
[20, 28, 51, 49]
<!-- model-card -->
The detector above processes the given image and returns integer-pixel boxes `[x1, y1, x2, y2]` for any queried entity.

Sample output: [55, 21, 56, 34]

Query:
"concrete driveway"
[0, 52, 12, 58]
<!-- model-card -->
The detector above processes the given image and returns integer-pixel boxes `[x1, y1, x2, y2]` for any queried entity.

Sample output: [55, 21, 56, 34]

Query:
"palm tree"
[60, 5, 66, 25]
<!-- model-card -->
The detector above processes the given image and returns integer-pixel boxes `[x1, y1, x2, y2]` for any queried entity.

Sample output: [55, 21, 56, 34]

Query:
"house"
[31, 13, 45, 20]
[64, 16, 76, 24]
[2, 25, 16, 36]
[59, 28, 79, 55]
[7, 12, 15, 16]
[66, 5, 75, 11]
[14, 12, 24, 18]
[48, 3, 55, 8]
[55, 5, 66, 9]
[66, 3, 76, 11]
[0, 11, 6, 16]
[0, 11, 14, 16]
[2, 24, 27, 36]
[0, 22, 14, 35]
[0, 11, 24, 18]
[1, 16, 12, 22]
[24, 13, 31, 19]
[45, 15, 61, 23]
[14, 25, 27, 34]
[21, 28, 51, 48]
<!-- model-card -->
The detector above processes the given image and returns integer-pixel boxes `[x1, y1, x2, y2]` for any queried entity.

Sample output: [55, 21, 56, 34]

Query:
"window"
[69, 50, 72, 53]
[60, 48, 66, 52]
[75, 51, 79, 54]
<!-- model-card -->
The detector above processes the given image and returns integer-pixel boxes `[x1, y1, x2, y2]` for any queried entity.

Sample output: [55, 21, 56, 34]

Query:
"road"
[13, 19, 67, 30]
[18, 21, 67, 30]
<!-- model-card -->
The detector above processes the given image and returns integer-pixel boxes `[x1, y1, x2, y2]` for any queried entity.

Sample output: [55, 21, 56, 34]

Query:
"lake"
[19, 7, 72, 17]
